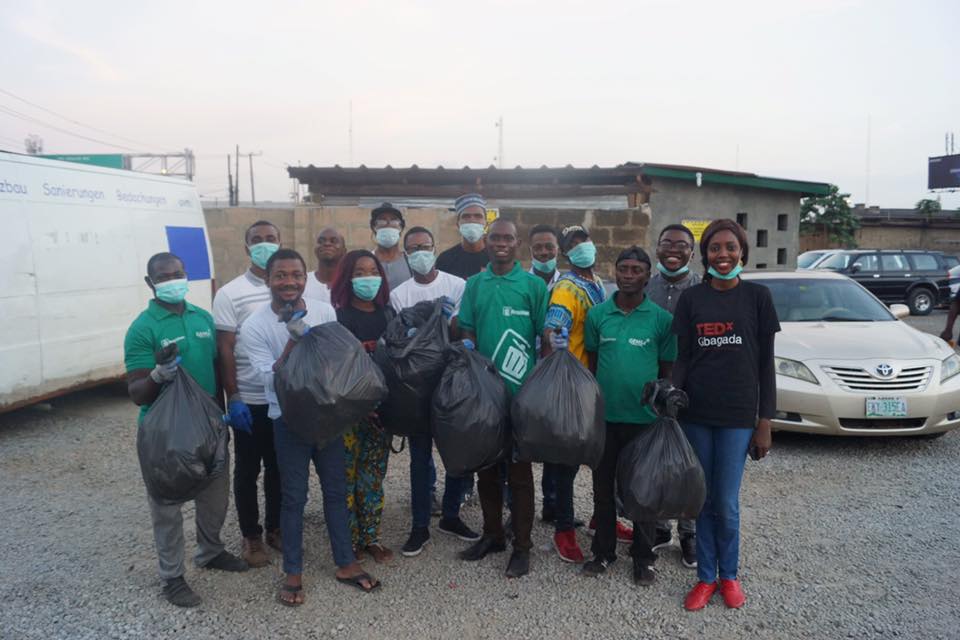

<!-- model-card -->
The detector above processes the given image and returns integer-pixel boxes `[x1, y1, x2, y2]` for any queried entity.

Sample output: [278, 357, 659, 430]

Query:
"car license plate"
[865, 396, 907, 418]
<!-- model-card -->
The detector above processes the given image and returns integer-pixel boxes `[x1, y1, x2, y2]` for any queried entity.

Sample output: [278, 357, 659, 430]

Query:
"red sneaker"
[553, 530, 585, 564]
[585, 517, 634, 544]
[719, 579, 746, 609]
[684, 581, 718, 611]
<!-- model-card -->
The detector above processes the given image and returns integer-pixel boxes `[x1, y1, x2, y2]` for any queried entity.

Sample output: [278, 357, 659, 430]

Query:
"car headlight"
[942, 354, 960, 383]
[774, 357, 819, 385]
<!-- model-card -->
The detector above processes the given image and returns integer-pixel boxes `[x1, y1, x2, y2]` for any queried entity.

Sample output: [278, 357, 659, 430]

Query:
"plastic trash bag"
[511, 350, 605, 468]
[431, 344, 510, 476]
[616, 415, 706, 522]
[275, 321, 388, 447]
[373, 299, 449, 436]
[137, 368, 228, 506]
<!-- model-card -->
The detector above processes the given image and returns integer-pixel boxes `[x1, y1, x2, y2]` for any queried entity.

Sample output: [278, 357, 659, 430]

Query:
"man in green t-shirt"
[124, 252, 247, 608]
[457, 218, 548, 578]
[581, 246, 677, 587]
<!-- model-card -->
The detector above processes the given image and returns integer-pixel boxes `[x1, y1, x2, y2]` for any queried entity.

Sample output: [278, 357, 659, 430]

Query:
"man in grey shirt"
[645, 223, 700, 569]
[370, 202, 413, 290]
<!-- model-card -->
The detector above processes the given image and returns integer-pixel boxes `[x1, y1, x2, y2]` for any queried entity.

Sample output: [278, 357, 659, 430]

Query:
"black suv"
[814, 249, 952, 315]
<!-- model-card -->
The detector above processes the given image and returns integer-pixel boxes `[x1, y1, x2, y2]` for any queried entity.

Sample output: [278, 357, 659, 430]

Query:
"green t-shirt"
[584, 293, 677, 424]
[458, 261, 548, 394]
[124, 299, 218, 421]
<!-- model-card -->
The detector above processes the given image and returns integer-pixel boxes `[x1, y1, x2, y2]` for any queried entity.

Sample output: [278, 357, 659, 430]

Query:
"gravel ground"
[2, 312, 959, 639]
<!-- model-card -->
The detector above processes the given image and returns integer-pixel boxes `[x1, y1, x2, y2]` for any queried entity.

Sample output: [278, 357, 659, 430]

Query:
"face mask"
[375, 227, 401, 248]
[656, 262, 690, 277]
[407, 250, 436, 275]
[567, 241, 597, 269]
[708, 264, 743, 280]
[532, 257, 557, 274]
[248, 242, 279, 269]
[459, 223, 485, 243]
[352, 276, 382, 301]
[153, 278, 189, 303]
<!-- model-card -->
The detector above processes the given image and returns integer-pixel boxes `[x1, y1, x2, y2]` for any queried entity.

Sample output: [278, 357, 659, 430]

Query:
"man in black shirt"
[435, 193, 490, 280]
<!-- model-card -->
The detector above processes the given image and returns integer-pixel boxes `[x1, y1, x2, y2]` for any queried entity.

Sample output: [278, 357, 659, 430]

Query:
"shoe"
[203, 550, 248, 572]
[585, 517, 633, 544]
[438, 517, 481, 542]
[684, 581, 718, 611]
[431, 494, 442, 517]
[265, 529, 282, 552]
[680, 536, 697, 569]
[241, 536, 270, 568]
[581, 557, 612, 577]
[553, 530, 585, 564]
[163, 576, 201, 608]
[719, 578, 746, 609]
[651, 529, 673, 553]
[458, 535, 506, 562]
[505, 549, 530, 578]
[401, 528, 430, 557]
[541, 504, 556, 523]
[632, 560, 656, 587]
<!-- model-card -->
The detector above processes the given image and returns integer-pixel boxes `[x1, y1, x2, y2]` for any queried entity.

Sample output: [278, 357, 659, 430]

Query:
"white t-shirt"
[212, 269, 272, 404]
[303, 272, 331, 304]
[389, 270, 466, 313]
[238, 297, 338, 419]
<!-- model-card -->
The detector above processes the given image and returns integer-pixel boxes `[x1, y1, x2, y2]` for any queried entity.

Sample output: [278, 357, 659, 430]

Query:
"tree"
[915, 198, 942, 218]
[800, 185, 859, 248]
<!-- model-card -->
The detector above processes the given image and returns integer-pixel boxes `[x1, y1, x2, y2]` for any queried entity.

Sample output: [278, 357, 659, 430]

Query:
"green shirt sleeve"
[658, 308, 678, 362]
[458, 277, 476, 333]
[123, 317, 156, 373]
[584, 305, 600, 352]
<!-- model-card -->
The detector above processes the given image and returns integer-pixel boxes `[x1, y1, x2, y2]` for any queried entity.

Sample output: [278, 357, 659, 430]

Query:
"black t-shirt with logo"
[336, 305, 391, 354]
[671, 280, 781, 429]
[436, 244, 489, 281]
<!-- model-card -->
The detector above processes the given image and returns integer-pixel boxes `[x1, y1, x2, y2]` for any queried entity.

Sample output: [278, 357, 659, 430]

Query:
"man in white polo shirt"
[212, 219, 281, 568]
[304, 226, 345, 303]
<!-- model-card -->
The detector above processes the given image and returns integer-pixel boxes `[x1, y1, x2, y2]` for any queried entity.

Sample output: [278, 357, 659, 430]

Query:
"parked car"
[949, 264, 960, 299]
[746, 270, 960, 438]
[814, 249, 951, 315]
[797, 249, 837, 269]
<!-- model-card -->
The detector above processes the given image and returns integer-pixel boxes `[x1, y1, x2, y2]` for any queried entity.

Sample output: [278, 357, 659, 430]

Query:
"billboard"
[928, 154, 960, 190]
[40, 154, 126, 170]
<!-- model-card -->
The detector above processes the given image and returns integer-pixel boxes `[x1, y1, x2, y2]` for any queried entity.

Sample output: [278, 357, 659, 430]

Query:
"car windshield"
[757, 278, 894, 322]
[816, 252, 853, 270]
[797, 252, 826, 269]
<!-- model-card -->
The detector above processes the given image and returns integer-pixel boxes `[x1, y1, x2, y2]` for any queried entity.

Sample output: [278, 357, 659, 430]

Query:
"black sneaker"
[581, 557, 612, 578]
[505, 549, 530, 578]
[680, 536, 697, 569]
[651, 528, 673, 553]
[401, 528, 430, 557]
[458, 535, 506, 561]
[202, 550, 249, 572]
[163, 576, 201, 608]
[438, 517, 481, 542]
[633, 560, 656, 587]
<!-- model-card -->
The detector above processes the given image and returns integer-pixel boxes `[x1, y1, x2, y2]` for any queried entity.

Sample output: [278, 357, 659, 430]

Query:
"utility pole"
[348, 100, 354, 167]
[235, 144, 240, 204]
[865, 115, 871, 206]
[246, 151, 263, 205]
[227, 154, 235, 206]
[495, 116, 504, 168]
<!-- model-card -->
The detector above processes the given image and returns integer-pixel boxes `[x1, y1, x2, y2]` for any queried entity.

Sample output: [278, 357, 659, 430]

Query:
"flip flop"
[336, 571, 381, 593]
[277, 583, 303, 607]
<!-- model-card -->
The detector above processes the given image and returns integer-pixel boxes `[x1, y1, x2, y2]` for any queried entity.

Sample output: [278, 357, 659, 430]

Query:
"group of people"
[123, 193, 778, 613]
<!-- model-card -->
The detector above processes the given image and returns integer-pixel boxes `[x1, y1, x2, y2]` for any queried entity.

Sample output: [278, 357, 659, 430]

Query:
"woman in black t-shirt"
[330, 250, 395, 564]
[671, 219, 780, 612]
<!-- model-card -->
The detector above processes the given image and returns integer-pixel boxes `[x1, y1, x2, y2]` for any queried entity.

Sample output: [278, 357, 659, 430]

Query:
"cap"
[559, 224, 590, 252]
[370, 202, 405, 229]
[616, 245, 651, 267]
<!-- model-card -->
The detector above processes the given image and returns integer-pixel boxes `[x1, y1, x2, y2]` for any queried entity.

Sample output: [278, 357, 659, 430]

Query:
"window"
[736, 213, 748, 229]
[777, 214, 788, 231]
[756, 263, 767, 269]
[880, 254, 909, 272]
[851, 254, 879, 271]
[777, 248, 787, 265]
[756, 229, 768, 247]
[909, 254, 939, 271]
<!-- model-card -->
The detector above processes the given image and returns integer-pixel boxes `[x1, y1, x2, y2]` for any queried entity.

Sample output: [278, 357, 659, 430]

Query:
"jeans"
[233, 404, 281, 539]
[550, 463, 579, 532]
[681, 421, 754, 583]
[478, 461, 534, 551]
[590, 422, 656, 565]
[273, 418, 355, 575]
[541, 463, 557, 511]
[409, 434, 468, 530]
[656, 518, 696, 541]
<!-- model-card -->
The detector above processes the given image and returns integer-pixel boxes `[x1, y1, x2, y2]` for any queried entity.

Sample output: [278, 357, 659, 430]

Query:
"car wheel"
[907, 288, 935, 316]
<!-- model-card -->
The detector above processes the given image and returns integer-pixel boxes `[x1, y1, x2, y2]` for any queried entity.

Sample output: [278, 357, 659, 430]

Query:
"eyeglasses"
[373, 219, 403, 229]
[406, 244, 435, 253]
[657, 240, 692, 251]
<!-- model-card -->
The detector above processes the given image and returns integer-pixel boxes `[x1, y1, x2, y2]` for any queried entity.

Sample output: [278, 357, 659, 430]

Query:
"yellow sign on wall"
[681, 219, 711, 243]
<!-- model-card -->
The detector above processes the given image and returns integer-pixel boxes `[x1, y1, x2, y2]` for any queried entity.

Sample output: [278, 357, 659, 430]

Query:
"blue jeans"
[541, 463, 557, 511]
[273, 418, 355, 574]
[549, 463, 578, 532]
[409, 434, 468, 530]
[681, 422, 753, 583]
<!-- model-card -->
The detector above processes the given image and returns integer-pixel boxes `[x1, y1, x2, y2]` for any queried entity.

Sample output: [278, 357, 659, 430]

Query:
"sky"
[1, 0, 958, 208]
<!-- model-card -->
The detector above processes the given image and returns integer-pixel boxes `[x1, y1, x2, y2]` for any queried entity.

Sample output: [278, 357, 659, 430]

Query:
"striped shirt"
[212, 269, 272, 404]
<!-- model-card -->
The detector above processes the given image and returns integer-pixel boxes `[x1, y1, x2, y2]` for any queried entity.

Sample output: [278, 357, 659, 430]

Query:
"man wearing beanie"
[436, 193, 491, 280]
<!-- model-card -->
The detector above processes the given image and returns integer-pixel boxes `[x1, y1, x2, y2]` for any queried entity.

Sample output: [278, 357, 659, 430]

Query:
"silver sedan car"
[745, 270, 960, 437]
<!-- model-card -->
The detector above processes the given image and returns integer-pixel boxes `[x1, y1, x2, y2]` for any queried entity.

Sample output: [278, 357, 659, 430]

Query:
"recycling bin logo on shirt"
[492, 329, 532, 386]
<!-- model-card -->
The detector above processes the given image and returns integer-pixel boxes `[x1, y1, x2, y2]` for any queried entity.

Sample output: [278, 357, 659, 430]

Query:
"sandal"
[277, 582, 304, 607]
[336, 571, 381, 593]
[365, 544, 395, 564]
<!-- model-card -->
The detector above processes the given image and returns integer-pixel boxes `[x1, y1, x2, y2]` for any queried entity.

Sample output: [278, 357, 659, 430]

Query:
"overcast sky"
[1, 0, 958, 208]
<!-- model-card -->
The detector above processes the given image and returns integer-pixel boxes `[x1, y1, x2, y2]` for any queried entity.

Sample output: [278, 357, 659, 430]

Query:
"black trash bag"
[431, 344, 510, 476]
[373, 299, 450, 436]
[275, 321, 388, 447]
[137, 365, 228, 506]
[511, 350, 605, 468]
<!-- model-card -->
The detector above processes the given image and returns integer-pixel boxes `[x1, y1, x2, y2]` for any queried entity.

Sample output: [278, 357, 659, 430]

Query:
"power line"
[0, 103, 141, 152]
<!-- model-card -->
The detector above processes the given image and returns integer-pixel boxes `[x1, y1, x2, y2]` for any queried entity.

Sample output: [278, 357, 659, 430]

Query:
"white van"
[0, 151, 214, 412]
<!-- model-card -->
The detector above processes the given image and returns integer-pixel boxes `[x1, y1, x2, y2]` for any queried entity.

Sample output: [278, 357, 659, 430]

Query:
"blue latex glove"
[227, 395, 253, 434]
[462, 338, 475, 351]
[439, 296, 456, 320]
[406, 327, 419, 338]
[285, 309, 310, 340]
[149, 356, 181, 384]
[549, 327, 569, 351]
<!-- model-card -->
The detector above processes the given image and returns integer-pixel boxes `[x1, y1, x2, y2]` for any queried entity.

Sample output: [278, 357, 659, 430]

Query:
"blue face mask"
[708, 264, 743, 280]
[407, 250, 436, 275]
[567, 241, 597, 269]
[153, 278, 189, 303]
[352, 276, 382, 301]
[248, 242, 279, 269]
[656, 262, 690, 277]
[375, 227, 401, 248]
[459, 223, 485, 243]
[532, 256, 557, 274]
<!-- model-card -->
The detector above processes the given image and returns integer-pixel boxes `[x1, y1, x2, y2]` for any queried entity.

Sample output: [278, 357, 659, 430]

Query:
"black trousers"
[233, 404, 281, 539]
[590, 422, 656, 565]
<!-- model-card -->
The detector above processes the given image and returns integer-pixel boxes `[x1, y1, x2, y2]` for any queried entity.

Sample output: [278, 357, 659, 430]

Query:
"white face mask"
[375, 227, 401, 248]
[459, 223, 485, 243]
